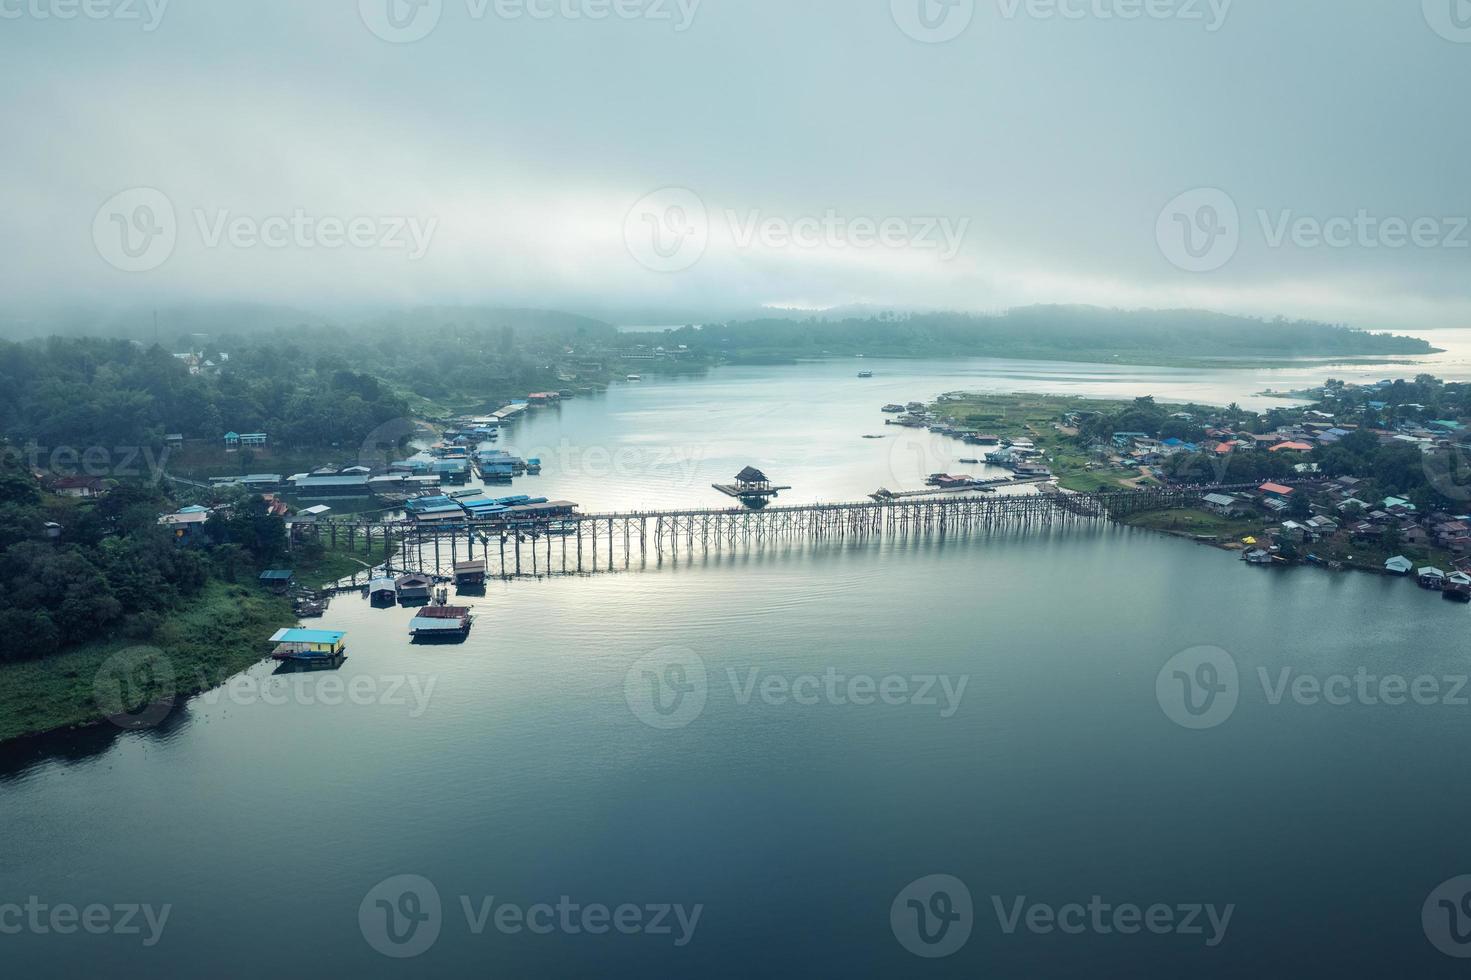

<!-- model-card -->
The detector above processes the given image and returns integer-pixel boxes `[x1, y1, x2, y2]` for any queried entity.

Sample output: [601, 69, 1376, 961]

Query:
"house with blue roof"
[269, 628, 346, 662]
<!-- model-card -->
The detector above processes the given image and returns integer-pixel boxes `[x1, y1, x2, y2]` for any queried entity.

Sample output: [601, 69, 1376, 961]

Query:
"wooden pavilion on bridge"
[714, 466, 792, 502]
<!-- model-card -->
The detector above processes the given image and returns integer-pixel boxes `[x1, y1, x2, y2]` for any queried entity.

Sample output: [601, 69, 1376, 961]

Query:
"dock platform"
[713, 483, 792, 499]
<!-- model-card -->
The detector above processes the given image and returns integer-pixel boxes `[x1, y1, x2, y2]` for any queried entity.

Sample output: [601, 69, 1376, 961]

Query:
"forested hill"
[639, 307, 1434, 361]
[0, 309, 618, 451]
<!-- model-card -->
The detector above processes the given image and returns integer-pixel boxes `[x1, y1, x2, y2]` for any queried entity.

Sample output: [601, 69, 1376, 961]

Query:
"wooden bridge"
[295, 483, 1281, 582]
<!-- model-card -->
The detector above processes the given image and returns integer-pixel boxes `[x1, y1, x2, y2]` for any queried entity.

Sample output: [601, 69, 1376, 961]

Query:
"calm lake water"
[5, 351, 1471, 977]
[454, 327, 1471, 511]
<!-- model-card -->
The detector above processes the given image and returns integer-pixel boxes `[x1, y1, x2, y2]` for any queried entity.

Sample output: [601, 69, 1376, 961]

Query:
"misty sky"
[2, 0, 1468, 329]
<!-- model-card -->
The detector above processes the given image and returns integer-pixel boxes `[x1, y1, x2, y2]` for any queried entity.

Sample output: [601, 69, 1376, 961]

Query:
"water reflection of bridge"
[300, 484, 1277, 581]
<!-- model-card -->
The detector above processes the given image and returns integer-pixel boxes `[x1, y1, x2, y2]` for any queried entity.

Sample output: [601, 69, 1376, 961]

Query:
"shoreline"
[0, 582, 296, 748]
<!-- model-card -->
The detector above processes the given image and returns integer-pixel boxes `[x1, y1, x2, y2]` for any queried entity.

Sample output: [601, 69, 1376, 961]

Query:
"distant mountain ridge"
[625, 305, 1433, 360]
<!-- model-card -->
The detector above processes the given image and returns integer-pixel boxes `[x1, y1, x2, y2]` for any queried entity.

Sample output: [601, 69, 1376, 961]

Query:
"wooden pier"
[291, 482, 1293, 582]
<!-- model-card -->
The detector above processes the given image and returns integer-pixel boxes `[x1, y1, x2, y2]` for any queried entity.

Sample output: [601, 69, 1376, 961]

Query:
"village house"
[1305, 515, 1339, 536]
[1203, 493, 1248, 517]
[224, 431, 268, 451]
[1279, 521, 1310, 543]
[158, 505, 211, 540]
[1385, 556, 1414, 576]
[1398, 524, 1430, 547]
[52, 475, 105, 498]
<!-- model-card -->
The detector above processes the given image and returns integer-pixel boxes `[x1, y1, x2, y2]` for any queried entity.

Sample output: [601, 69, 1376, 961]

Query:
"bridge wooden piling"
[297, 483, 1291, 582]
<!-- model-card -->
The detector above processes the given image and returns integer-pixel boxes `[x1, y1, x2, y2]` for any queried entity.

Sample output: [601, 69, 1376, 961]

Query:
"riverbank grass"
[932, 393, 1151, 491]
[0, 581, 293, 744]
[1121, 508, 1265, 541]
[290, 537, 383, 589]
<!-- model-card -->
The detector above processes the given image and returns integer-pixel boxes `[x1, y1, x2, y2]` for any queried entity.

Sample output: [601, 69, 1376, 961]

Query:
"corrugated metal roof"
[409, 618, 466, 632]
[269, 628, 345, 644]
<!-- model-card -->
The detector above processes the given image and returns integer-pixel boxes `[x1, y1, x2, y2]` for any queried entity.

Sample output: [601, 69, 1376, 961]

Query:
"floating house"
[432, 459, 472, 485]
[287, 474, 373, 499]
[454, 561, 487, 586]
[1445, 571, 1471, 602]
[269, 628, 346, 663]
[1384, 556, 1414, 576]
[369, 577, 397, 606]
[396, 573, 434, 603]
[409, 606, 474, 642]
[1418, 567, 1447, 590]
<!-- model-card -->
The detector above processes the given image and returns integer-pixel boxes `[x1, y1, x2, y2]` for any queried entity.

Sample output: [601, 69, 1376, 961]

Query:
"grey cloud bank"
[1, 0, 1467, 329]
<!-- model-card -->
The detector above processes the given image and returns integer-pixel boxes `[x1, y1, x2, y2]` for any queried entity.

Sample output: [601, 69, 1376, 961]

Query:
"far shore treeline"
[628, 307, 1433, 362]
[0, 304, 1433, 454]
